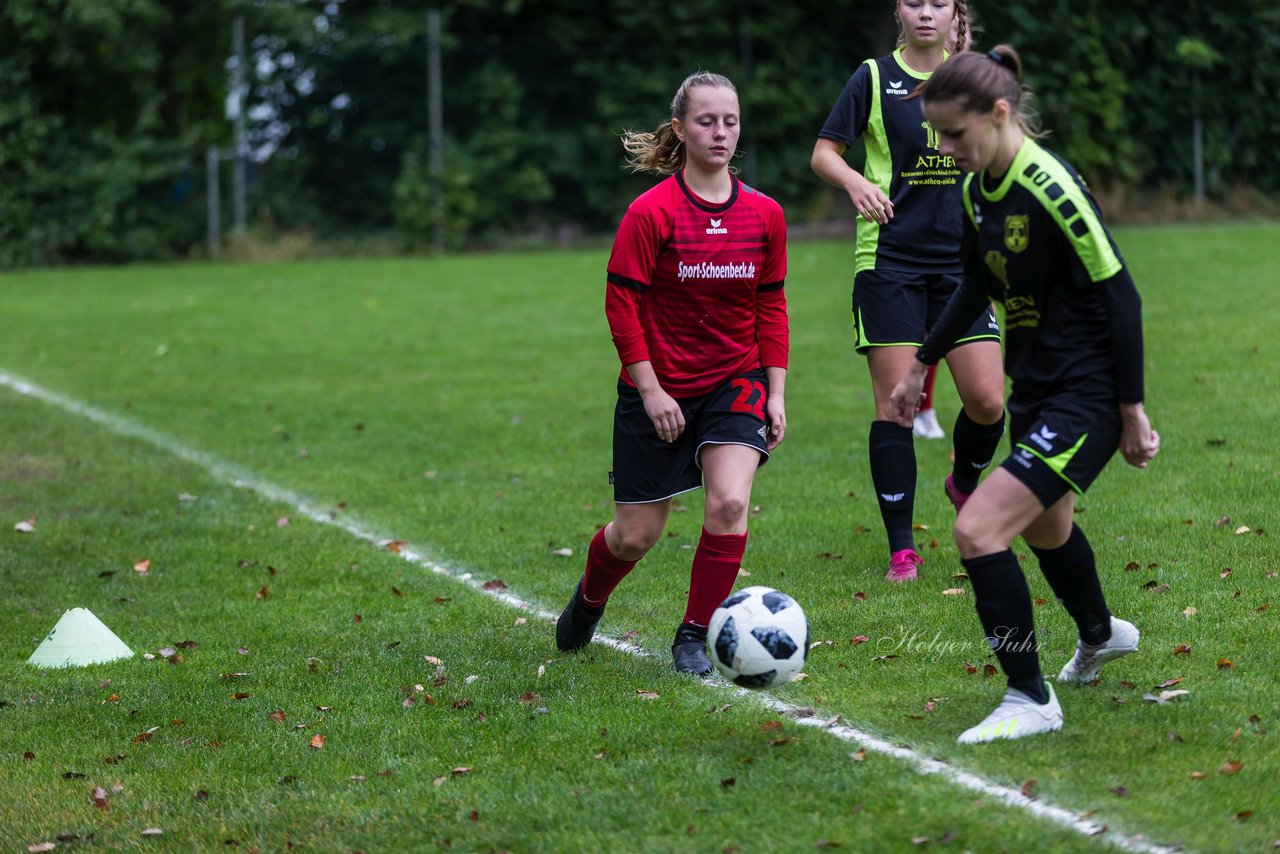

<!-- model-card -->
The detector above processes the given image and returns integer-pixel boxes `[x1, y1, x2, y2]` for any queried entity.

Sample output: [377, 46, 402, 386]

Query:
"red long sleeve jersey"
[605, 173, 789, 398]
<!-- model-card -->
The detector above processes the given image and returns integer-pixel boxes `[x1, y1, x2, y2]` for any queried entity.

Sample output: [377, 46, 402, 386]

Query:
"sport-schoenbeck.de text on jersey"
[677, 260, 758, 282]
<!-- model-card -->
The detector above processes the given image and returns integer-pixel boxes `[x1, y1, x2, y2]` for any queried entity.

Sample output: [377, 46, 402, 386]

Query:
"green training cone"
[27, 608, 133, 668]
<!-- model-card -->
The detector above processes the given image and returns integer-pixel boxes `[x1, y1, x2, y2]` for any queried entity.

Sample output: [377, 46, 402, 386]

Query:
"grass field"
[2, 222, 1278, 852]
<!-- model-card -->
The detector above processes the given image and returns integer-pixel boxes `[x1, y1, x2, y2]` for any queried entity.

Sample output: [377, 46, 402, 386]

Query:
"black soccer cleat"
[671, 623, 713, 677]
[555, 577, 605, 653]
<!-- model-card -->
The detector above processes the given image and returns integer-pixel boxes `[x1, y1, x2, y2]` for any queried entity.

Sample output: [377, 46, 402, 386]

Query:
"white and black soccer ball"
[706, 586, 809, 688]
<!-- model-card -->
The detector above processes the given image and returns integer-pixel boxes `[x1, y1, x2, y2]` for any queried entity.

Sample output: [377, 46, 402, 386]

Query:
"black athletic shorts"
[851, 269, 1000, 353]
[999, 391, 1121, 508]
[611, 370, 770, 504]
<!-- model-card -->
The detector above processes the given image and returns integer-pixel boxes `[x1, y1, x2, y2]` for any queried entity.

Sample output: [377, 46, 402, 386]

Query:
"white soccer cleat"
[913, 408, 946, 439]
[957, 683, 1063, 744]
[1056, 617, 1140, 684]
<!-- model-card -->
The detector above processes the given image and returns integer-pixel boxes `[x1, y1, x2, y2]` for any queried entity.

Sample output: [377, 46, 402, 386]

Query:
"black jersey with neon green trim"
[942, 138, 1135, 399]
[819, 47, 962, 275]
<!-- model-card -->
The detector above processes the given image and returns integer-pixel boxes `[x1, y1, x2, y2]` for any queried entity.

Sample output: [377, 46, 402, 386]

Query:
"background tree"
[2, 0, 1276, 267]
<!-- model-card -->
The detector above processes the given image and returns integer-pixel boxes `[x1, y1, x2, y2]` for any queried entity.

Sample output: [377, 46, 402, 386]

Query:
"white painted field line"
[1, 369, 1179, 854]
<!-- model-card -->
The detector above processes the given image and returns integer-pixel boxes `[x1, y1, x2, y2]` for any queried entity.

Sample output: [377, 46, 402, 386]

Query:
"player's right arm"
[605, 200, 685, 443]
[811, 138, 893, 225]
[812, 66, 893, 225]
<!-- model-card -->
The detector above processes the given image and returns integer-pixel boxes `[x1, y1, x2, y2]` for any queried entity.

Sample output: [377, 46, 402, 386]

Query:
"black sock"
[1029, 524, 1112, 645]
[962, 550, 1048, 704]
[951, 408, 1005, 494]
[868, 420, 916, 553]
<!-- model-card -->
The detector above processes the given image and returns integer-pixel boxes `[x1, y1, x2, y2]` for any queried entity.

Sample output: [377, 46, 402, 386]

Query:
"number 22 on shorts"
[729, 378, 766, 419]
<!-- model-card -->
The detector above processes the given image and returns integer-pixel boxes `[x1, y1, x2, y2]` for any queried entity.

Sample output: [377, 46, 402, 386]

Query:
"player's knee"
[611, 525, 662, 559]
[952, 512, 997, 558]
[704, 495, 748, 532]
[964, 394, 1005, 425]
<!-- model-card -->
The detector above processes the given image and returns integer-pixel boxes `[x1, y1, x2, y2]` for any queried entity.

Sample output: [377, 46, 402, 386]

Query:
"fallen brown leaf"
[1218, 658, 1235, 670]
[1219, 760, 1243, 775]
[309, 734, 326, 749]
[90, 785, 110, 810]
[850, 636, 869, 646]
[1156, 676, 1185, 689]
[133, 559, 151, 574]
[268, 710, 286, 723]
[1172, 644, 1192, 656]
[635, 689, 659, 700]
[132, 727, 159, 744]
[482, 579, 507, 590]
[1021, 779, 1037, 799]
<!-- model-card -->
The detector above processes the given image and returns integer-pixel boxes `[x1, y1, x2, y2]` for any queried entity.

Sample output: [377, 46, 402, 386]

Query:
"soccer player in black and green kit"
[812, 0, 1007, 584]
[890, 45, 1160, 743]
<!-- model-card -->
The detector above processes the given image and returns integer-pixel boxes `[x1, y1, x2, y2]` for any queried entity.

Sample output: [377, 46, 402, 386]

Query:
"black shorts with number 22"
[611, 369, 771, 504]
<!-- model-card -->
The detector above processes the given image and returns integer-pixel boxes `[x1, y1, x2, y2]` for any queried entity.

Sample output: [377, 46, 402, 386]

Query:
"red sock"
[581, 526, 638, 607]
[682, 528, 748, 627]
[920, 364, 938, 411]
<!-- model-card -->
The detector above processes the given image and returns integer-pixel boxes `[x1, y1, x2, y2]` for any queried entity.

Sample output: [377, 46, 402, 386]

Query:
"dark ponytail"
[912, 44, 1044, 137]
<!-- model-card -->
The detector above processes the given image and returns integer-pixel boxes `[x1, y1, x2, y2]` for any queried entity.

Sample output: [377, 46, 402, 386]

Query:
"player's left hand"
[1119, 404, 1159, 468]
[765, 395, 786, 451]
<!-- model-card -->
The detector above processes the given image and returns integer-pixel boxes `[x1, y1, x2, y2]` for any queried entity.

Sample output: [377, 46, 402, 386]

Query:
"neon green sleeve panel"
[854, 58, 885, 275]
[1015, 141, 1122, 283]
[961, 173, 978, 229]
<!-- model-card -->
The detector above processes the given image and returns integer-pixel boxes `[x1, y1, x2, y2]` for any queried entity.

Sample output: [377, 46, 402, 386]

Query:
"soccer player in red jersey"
[555, 72, 789, 676]
[812, 0, 1006, 583]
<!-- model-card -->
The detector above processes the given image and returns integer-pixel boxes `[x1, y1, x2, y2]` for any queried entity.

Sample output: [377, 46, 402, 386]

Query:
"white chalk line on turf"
[1, 368, 1179, 854]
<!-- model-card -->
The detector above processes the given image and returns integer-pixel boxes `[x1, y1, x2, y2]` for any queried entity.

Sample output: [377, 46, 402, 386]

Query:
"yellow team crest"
[1004, 215, 1029, 253]
[983, 250, 1010, 293]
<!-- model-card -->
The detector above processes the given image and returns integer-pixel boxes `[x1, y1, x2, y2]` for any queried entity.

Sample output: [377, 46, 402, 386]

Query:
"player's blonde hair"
[621, 71, 737, 175]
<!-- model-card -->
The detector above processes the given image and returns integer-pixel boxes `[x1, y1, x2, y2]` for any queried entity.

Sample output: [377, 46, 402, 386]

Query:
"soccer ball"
[707, 586, 809, 688]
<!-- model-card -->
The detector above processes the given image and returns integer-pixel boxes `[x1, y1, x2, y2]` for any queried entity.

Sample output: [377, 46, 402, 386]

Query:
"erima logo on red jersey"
[706, 218, 728, 235]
